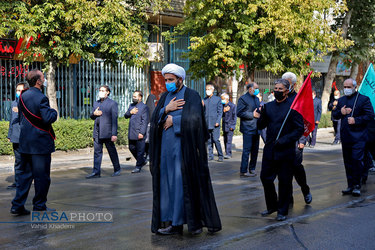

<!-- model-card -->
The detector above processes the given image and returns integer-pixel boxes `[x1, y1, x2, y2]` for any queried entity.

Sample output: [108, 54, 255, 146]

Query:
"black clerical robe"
[149, 87, 222, 233]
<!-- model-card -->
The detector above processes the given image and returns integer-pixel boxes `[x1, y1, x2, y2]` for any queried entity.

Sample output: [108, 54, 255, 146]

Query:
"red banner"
[290, 71, 315, 136]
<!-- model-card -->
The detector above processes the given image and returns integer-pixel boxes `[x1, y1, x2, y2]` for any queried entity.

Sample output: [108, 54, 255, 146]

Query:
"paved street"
[0, 128, 375, 249]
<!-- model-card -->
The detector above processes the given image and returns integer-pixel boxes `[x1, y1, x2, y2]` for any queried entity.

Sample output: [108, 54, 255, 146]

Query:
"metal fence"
[0, 59, 146, 121]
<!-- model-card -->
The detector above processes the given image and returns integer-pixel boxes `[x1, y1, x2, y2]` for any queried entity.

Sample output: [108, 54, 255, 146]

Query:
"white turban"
[161, 63, 186, 81]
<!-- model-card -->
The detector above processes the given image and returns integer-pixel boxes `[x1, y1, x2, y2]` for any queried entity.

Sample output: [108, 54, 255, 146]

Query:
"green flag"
[358, 63, 375, 114]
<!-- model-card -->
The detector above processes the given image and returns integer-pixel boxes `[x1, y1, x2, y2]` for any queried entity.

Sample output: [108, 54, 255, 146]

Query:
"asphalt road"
[0, 131, 374, 249]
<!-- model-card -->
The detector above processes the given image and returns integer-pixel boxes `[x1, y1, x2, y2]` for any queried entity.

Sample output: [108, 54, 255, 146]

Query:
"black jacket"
[332, 92, 374, 144]
[124, 102, 149, 140]
[90, 98, 118, 140]
[149, 87, 222, 233]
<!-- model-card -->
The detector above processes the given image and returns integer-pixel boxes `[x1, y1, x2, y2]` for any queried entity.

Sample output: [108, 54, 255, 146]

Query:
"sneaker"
[249, 170, 257, 177]
[352, 186, 361, 197]
[224, 155, 231, 159]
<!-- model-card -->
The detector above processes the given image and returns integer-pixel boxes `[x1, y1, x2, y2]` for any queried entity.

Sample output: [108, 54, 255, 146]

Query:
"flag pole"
[275, 71, 313, 141]
[276, 108, 292, 141]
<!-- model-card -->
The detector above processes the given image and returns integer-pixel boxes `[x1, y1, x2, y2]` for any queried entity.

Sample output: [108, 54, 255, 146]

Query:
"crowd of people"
[5, 64, 375, 236]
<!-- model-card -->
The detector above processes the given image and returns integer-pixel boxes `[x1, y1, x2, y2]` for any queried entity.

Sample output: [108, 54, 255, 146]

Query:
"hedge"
[0, 113, 334, 155]
[0, 118, 129, 155]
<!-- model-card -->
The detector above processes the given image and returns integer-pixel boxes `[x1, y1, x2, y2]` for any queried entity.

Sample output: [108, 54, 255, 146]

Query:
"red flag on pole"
[290, 71, 315, 136]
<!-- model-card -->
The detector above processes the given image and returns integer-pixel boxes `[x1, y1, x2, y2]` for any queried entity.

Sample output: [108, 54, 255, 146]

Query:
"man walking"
[203, 84, 224, 162]
[125, 91, 149, 173]
[7, 82, 28, 189]
[11, 69, 57, 215]
[282, 72, 312, 204]
[221, 93, 237, 159]
[237, 82, 260, 177]
[332, 78, 374, 196]
[87, 85, 121, 178]
[258, 79, 304, 221]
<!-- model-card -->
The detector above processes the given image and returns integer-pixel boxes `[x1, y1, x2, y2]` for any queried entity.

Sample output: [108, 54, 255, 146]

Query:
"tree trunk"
[46, 60, 59, 119]
[349, 62, 359, 81]
[322, 56, 338, 114]
[321, 8, 353, 114]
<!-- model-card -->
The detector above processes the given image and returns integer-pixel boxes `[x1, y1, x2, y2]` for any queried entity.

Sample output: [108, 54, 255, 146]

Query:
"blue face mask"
[221, 100, 226, 105]
[254, 89, 260, 96]
[166, 82, 177, 92]
[16, 92, 20, 98]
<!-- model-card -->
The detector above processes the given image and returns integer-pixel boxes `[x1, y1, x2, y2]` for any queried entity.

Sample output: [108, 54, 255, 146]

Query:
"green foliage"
[0, 0, 170, 67]
[319, 112, 333, 128]
[165, 0, 351, 80]
[0, 118, 129, 155]
[0, 122, 12, 155]
[334, 0, 375, 64]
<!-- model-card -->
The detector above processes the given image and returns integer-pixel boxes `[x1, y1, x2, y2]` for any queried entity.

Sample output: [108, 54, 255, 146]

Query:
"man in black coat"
[236, 82, 260, 177]
[11, 69, 57, 215]
[149, 63, 221, 235]
[283, 72, 312, 205]
[308, 90, 322, 148]
[7, 82, 28, 189]
[333, 78, 374, 196]
[257, 79, 304, 221]
[125, 91, 149, 173]
[86, 85, 121, 178]
[221, 93, 237, 159]
[328, 90, 341, 144]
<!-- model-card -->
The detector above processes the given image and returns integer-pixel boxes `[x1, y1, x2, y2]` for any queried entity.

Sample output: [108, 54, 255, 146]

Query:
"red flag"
[290, 71, 315, 136]
[332, 81, 337, 91]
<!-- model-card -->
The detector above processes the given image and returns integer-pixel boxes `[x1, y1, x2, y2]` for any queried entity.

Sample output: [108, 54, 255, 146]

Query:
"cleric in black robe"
[149, 63, 221, 235]
[257, 79, 304, 221]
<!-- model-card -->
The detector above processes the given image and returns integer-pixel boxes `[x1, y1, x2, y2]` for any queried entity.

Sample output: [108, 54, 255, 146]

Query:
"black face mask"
[274, 90, 286, 101]
[132, 98, 139, 104]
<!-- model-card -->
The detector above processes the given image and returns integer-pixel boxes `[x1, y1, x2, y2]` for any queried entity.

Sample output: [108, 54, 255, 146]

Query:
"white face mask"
[99, 91, 106, 99]
[43, 79, 48, 87]
[344, 88, 354, 96]
[334, 95, 339, 99]
[206, 90, 213, 96]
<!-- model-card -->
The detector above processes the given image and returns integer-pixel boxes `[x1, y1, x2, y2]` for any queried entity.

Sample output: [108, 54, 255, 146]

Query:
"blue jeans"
[207, 127, 223, 159]
[240, 133, 260, 173]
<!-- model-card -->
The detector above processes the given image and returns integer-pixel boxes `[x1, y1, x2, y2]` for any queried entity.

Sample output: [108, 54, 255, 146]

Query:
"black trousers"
[293, 147, 310, 196]
[342, 142, 366, 188]
[93, 138, 121, 175]
[261, 157, 293, 216]
[129, 139, 146, 168]
[12, 143, 22, 185]
[12, 153, 51, 211]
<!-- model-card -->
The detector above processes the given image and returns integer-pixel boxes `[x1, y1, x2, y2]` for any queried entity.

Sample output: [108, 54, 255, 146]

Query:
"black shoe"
[86, 173, 100, 179]
[217, 158, 224, 162]
[304, 193, 312, 204]
[342, 187, 353, 195]
[261, 209, 277, 217]
[352, 186, 361, 197]
[276, 214, 287, 221]
[131, 167, 141, 173]
[7, 183, 16, 189]
[191, 228, 203, 235]
[157, 225, 183, 235]
[33, 207, 56, 212]
[111, 170, 121, 177]
[10, 207, 30, 216]
[224, 155, 231, 159]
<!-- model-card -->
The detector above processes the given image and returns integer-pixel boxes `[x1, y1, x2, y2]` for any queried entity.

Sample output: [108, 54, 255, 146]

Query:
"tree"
[165, 0, 350, 98]
[0, 0, 168, 117]
[321, 0, 375, 113]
